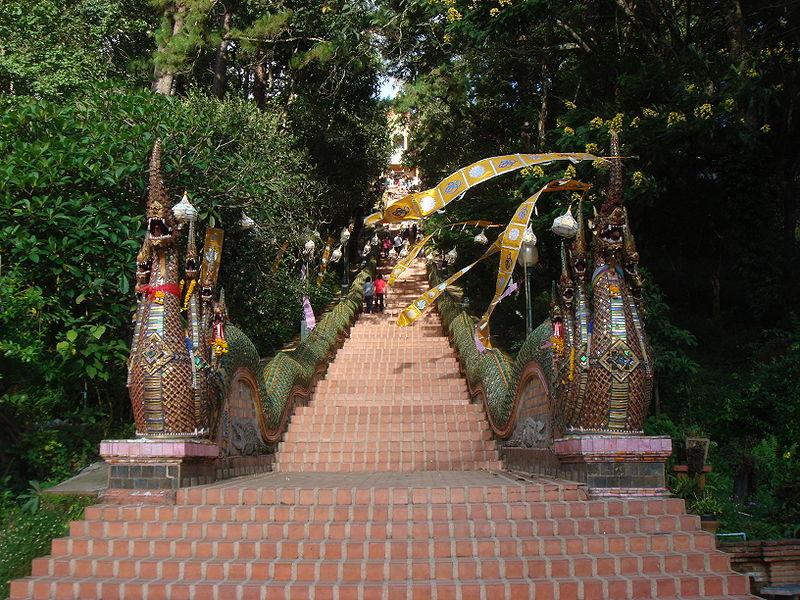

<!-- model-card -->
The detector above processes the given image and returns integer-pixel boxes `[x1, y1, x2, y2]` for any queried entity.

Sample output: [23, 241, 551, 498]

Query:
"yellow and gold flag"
[397, 238, 502, 326]
[387, 234, 434, 286]
[199, 228, 224, 286]
[475, 179, 591, 348]
[316, 236, 335, 285]
[365, 153, 600, 225]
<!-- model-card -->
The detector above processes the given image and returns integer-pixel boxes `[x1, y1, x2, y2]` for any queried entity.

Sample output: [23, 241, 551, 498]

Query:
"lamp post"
[340, 226, 351, 294]
[517, 227, 539, 336]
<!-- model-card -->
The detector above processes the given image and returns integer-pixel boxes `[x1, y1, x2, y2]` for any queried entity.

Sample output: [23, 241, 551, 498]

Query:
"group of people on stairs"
[363, 273, 387, 313]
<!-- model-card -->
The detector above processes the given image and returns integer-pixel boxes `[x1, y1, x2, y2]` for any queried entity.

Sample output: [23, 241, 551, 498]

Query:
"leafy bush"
[0, 494, 95, 599]
[0, 86, 363, 491]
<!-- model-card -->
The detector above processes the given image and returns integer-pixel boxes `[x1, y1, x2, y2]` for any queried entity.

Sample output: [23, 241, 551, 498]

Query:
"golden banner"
[387, 234, 434, 286]
[199, 228, 224, 287]
[475, 179, 591, 349]
[397, 238, 502, 326]
[316, 236, 335, 284]
[365, 153, 600, 225]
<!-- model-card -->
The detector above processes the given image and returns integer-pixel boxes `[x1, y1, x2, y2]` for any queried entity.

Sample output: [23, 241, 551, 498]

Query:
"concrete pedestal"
[99, 439, 220, 491]
[553, 435, 672, 497]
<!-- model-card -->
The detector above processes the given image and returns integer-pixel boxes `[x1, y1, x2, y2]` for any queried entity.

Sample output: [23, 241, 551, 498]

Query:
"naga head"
[200, 274, 215, 304]
[184, 219, 199, 280]
[558, 243, 574, 307]
[146, 140, 178, 248]
[571, 200, 589, 280]
[623, 213, 644, 298]
[593, 131, 626, 253]
[550, 281, 564, 325]
[135, 233, 152, 288]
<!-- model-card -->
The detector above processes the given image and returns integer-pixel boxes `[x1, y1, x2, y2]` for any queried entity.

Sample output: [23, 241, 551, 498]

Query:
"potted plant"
[688, 491, 724, 534]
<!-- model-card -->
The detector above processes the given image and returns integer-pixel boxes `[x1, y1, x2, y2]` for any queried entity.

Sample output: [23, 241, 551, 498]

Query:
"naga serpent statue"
[128, 140, 222, 437]
[549, 132, 653, 434]
[126, 140, 369, 446]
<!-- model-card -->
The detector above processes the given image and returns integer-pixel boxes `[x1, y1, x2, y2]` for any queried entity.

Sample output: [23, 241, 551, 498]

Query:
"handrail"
[219, 259, 376, 444]
[428, 263, 552, 439]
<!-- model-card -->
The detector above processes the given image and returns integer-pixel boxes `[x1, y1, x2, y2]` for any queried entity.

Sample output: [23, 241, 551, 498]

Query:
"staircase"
[9, 257, 754, 599]
[273, 261, 502, 472]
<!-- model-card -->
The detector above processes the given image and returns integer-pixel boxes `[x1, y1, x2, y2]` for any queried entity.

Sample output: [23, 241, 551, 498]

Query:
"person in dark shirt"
[363, 276, 374, 313]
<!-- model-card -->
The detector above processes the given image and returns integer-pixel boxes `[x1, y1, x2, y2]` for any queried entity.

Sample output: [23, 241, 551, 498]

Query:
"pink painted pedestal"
[100, 439, 220, 500]
[553, 435, 672, 497]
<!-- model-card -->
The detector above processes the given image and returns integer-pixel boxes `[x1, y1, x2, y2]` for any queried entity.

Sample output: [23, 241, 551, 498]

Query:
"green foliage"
[0, 494, 95, 599]
[0, 0, 155, 97]
[0, 85, 368, 491]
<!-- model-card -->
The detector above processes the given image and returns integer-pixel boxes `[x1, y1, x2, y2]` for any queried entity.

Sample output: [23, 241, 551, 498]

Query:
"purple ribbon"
[498, 279, 518, 302]
[302, 296, 316, 329]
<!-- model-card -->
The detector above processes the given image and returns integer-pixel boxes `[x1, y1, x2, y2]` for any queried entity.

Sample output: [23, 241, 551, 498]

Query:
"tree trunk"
[212, 8, 232, 99]
[537, 62, 550, 149]
[253, 59, 267, 110]
[151, 3, 185, 96]
[728, 0, 744, 59]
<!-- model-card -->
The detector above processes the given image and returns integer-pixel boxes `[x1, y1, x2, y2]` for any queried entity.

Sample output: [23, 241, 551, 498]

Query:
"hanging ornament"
[551, 206, 578, 238]
[522, 226, 537, 245]
[399, 247, 409, 258]
[340, 227, 351, 243]
[363, 243, 371, 256]
[330, 247, 343, 263]
[445, 248, 458, 265]
[304, 239, 316, 255]
[239, 212, 255, 230]
[371, 234, 380, 246]
[388, 247, 398, 259]
[172, 191, 198, 224]
[474, 230, 488, 245]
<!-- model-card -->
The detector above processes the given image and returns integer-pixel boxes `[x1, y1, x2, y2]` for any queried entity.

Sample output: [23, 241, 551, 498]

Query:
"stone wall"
[721, 539, 800, 594]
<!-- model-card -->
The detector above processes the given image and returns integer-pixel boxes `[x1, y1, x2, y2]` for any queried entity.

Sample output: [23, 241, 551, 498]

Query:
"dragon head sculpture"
[146, 140, 178, 249]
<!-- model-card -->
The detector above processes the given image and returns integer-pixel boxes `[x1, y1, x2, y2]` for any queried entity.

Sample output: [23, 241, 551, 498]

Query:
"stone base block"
[100, 439, 220, 490]
[553, 435, 672, 497]
[99, 439, 275, 491]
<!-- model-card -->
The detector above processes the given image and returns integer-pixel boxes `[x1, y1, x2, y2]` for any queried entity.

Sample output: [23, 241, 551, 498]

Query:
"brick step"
[339, 343, 452, 348]
[89, 497, 684, 521]
[283, 433, 494, 444]
[292, 404, 484, 415]
[54, 531, 720, 560]
[68, 514, 704, 542]
[273, 448, 500, 459]
[320, 373, 461, 380]
[32, 551, 735, 581]
[314, 382, 468, 392]
[284, 426, 489, 436]
[49, 529, 715, 559]
[310, 393, 469, 400]
[277, 441, 493, 453]
[328, 348, 454, 355]
[308, 399, 471, 405]
[9, 574, 753, 600]
[288, 412, 485, 422]
[272, 459, 504, 473]
[321, 369, 461, 377]
[284, 419, 490, 427]
[173, 482, 583, 506]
